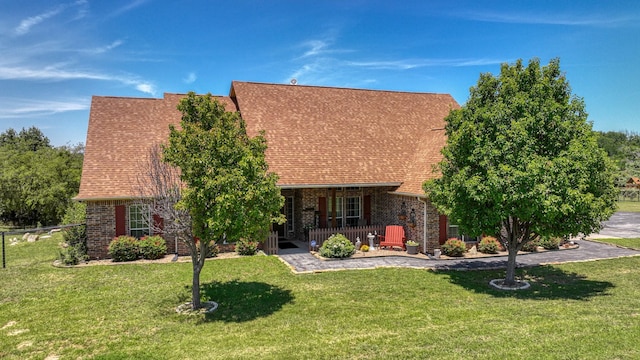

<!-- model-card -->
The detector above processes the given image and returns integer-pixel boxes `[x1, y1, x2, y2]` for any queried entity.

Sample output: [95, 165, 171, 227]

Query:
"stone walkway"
[276, 240, 640, 274]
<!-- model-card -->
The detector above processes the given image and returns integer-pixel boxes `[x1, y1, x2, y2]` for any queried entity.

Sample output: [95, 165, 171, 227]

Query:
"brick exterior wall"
[86, 200, 125, 259]
[379, 195, 441, 254]
[86, 199, 191, 259]
[85, 188, 444, 259]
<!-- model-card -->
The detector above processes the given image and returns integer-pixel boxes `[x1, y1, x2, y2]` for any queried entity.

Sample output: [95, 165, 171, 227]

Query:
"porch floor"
[276, 239, 308, 255]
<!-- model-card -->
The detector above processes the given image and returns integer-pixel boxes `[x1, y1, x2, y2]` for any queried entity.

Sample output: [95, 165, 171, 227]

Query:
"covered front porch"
[269, 186, 446, 255]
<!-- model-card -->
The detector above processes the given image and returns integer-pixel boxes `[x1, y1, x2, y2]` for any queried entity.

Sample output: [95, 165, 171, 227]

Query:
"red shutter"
[363, 195, 371, 226]
[115, 205, 126, 236]
[318, 197, 327, 228]
[153, 214, 164, 235]
[438, 215, 448, 245]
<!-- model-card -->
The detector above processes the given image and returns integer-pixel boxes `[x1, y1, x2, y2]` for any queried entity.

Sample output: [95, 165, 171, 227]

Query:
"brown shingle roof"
[76, 94, 236, 200]
[76, 82, 458, 200]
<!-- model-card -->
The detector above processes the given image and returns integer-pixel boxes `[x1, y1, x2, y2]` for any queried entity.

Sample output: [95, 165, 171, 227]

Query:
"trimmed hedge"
[139, 235, 167, 260]
[236, 239, 259, 256]
[319, 233, 355, 258]
[539, 236, 562, 250]
[478, 236, 500, 254]
[108, 236, 140, 262]
[442, 238, 466, 257]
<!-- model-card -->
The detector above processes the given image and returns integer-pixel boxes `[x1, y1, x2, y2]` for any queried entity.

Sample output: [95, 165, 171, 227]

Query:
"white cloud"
[15, 7, 63, 35]
[300, 40, 329, 58]
[135, 83, 156, 95]
[183, 72, 196, 84]
[14, 1, 89, 36]
[346, 58, 507, 70]
[110, 0, 151, 17]
[88, 40, 124, 55]
[0, 97, 89, 119]
[0, 65, 156, 95]
[458, 10, 638, 27]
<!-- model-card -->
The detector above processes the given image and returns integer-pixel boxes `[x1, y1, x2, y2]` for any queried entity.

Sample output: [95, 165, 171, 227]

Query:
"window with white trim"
[327, 196, 343, 227]
[285, 196, 294, 235]
[327, 196, 361, 227]
[345, 197, 361, 226]
[128, 204, 150, 238]
[447, 220, 478, 242]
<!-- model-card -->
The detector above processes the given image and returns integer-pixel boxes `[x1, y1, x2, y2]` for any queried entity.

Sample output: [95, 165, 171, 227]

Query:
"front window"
[327, 196, 362, 227]
[327, 197, 343, 227]
[129, 204, 150, 238]
[447, 221, 478, 242]
[345, 197, 361, 226]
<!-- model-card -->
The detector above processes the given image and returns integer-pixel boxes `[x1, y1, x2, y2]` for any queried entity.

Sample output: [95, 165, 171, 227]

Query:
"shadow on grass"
[200, 280, 293, 322]
[436, 264, 614, 300]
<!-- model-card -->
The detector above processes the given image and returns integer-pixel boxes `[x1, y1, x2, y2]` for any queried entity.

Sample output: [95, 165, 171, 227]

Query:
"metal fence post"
[2, 232, 5, 269]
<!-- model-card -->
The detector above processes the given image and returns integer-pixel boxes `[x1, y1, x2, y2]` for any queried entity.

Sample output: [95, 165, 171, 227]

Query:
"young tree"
[163, 92, 284, 310]
[133, 143, 192, 259]
[425, 58, 618, 286]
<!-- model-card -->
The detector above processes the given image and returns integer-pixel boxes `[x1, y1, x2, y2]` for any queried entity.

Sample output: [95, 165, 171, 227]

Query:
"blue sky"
[1, 0, 639, 146]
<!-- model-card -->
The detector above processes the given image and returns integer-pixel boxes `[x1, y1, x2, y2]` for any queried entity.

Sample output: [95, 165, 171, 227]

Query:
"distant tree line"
[596, 130, 640, 185]
[0, 127, 83, 227]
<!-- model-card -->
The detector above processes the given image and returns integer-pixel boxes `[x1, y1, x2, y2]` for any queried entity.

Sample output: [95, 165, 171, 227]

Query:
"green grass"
[616, 200, 640, 212]
[592, 237, 640, 250]
[1, 235, 640, 359]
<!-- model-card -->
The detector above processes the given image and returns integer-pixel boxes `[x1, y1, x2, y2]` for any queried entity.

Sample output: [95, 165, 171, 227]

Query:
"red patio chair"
[378, 225, 406, 250]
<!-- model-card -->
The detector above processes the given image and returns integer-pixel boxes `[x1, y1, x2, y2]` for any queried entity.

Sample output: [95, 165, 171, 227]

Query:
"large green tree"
[0, 127, 83, 227]
[425, 58, 618, 286]
[163, 92, 284, 310]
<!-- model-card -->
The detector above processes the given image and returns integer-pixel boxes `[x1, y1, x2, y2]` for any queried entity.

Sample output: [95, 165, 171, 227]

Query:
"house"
[75, 81, 460, 259]
[626, 177, 640, 189]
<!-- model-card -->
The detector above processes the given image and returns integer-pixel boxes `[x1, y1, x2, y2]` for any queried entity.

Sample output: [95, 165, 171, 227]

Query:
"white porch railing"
[308, 225, 385, 250]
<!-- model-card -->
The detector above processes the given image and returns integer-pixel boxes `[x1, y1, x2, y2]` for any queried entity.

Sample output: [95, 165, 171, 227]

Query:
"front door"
[276, 196, 294, 239]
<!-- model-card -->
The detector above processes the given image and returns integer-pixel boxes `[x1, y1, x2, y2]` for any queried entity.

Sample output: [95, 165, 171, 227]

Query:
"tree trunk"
[505, 242, 518, 286]
[191, 258, 202, 310]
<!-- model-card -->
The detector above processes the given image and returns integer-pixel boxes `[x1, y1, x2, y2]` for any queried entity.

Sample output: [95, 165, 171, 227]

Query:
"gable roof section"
[231, 81, 458, 195]
[77, 93, 237, 200]
[76, 82, 458, 200]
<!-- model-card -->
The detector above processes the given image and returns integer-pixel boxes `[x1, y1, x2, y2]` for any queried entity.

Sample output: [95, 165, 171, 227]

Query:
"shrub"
[236, 239, 259, 256]
[58, 243, 85, 266]
[442, 238, 466, 257]
[139, 235, 167, 260]
[319, 233, 355, 258]
[195, 239, 220, 258]
[539, 236, 562, 250]
[207, 243, 220, 258]
[521, 239, 539, 252]
[108, 236, 140, 262]
[478, 236, 500, 254]
[61, 202, 88, 261]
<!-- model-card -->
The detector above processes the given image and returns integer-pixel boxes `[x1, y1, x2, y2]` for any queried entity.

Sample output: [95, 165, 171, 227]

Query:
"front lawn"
[592, 237, 640, 250]
[1, 235, 639, 359]
[616, 200, 640, 212]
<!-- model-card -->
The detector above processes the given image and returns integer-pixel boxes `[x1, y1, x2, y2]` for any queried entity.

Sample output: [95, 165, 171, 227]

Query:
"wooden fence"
[619, 188, 640, 201]
[308, 225, 385, 251]
[262, 231, 279, 255]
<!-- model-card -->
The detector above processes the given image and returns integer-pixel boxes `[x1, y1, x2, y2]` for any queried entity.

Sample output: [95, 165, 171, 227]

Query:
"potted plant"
[406, 240, 419, 255]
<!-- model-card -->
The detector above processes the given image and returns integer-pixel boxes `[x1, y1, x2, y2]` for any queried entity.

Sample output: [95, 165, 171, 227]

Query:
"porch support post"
[331, 188, 337, 228]
[418, 197, 428, 253]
